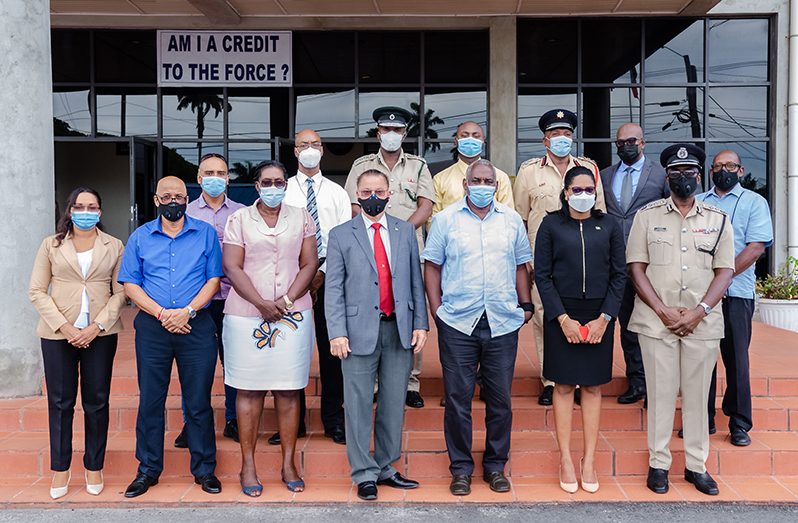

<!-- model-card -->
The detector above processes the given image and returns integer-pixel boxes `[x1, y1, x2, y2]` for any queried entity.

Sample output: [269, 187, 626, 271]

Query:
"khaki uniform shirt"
[513, 153, 605, 251]
[429, 158, 515, 228]
[345, 149, 436, 249]
[626, 197, 735, 340]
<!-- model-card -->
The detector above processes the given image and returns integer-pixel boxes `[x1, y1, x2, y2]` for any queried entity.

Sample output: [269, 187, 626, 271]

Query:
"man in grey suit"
[600, 123, 669, 405]
[325, 169, 429, 501]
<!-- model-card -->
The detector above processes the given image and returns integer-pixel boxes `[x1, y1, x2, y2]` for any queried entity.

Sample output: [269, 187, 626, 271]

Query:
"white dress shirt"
[284, 170, 352, 273]
[74, 249, 93, 328]
[361, 213, 391, 270]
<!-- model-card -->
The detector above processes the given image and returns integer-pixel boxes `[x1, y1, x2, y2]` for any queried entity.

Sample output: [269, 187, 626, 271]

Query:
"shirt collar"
[456, 157, 477, 173]
[710, 181, 744, 199]
[361, 212, 388, 230]
[197, 194, 229, 209]
[665, 196, 703, 217]
[456, 196, 501, 216]
[150, 215, 200, 235]
[296, 170, 323, 185]
[377, 148, 406, 168]
[620, 155, 646, 172]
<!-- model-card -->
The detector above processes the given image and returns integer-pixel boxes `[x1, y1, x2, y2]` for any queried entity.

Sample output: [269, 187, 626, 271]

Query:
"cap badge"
[677, 147, 688, 159]
[556, 111, 564, 118]
[389, 113, 396, 120]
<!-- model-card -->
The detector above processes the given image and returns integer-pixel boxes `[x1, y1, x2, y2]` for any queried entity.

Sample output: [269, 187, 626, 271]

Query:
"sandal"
[282, 473, 305, 492]
[240, 473, 263, 497]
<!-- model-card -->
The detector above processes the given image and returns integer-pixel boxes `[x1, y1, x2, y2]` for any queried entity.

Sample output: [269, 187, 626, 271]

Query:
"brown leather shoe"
[483, 471, 511, 493]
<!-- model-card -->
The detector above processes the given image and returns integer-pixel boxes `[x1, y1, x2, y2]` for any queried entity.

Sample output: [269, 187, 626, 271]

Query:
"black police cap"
[372, 106, 412, 128]
[660, 143, 706, 169]
[538, 109, 578, 133]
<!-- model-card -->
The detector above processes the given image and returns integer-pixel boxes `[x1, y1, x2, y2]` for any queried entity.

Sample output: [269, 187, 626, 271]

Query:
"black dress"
[534, 212, 626, 386]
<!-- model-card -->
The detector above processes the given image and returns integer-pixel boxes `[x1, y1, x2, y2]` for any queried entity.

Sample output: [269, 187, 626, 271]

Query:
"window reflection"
[53, 88, 92, 136]
[51, 30, 90, 82]
[296, 90, 355, 138]
[96, 89, 157, 137]
[645, 19, 704, 84]
[708, 19, 769, 83]
[644, 87, 705, 141]
[518, 88, 578, 139]
[582, 19, 642, 84]
[424, 142, 458, 175]
[228, 94, 271, 140]
[424, 90, 487, 141]
[162, 142, 225, 184]
[707, 87, 768, 139]
[581, 87, 641, 139]
[358, 90, 420, 137]
[517, 142, 550, 168]
[517, 20, 578, 83]
[162, 88, 225, 140]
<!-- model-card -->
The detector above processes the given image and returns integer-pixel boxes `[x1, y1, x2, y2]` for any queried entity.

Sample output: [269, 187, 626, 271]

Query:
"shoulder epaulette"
[702, 202, 728, 215]
[639, 199, 668, 212]
[576, 156, 597, 166]
[404, 153, 427, 164]
[519, 157, 543, 169]
[352, 154, 377, 166]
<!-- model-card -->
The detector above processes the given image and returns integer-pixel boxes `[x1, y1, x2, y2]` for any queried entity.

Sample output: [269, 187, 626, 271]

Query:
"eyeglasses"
[570, 187, 596, 195]
[615, 138, 641, 148]
[666, 168, 700, 179]
[201, 170, 228, 177]
[199, 153, 227, 163]
[711, 162, 742, 173]
[257, 179, 287, 189]
[357, 189, 389, 199]
[156, 193, 187, 204]
[296, 142, 323, 150]
[71, 204, 100, 212]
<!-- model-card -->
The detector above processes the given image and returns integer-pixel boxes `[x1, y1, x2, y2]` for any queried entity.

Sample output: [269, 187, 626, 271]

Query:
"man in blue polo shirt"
[118, 176, 224, 497]
[697, 150, 773, 447]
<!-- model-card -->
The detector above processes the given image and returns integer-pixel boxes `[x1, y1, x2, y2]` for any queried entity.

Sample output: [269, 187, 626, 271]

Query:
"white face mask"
[298, 147, 322, 169]
[568, 192, 596, 213]
[379, 131, 404, 152]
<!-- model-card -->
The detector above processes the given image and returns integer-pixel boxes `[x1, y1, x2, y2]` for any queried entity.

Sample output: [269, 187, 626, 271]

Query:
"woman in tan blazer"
[28, 187, 126, 499]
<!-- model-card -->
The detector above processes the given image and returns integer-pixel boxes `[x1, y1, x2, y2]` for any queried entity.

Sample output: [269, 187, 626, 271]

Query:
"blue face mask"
[548, 135, 573, 158]
[457, 137, 483, 158]
[71, 211, 100, 231]
[467, 185, 496, 209]
[259, 186, 285, 208]
[201, 176, 226, 198]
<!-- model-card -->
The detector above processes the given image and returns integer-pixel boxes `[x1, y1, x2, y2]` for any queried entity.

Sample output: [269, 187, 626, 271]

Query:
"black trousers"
[134, 310, 217, 478]
[618, 279, 645, 389]
[437, 314, 518, 476]
[297, 281, 344, 433]
[708, 297, 755, 432]
[41, 334, 117, 472]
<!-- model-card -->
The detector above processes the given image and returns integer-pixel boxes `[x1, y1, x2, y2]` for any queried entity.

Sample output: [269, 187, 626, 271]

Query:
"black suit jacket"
[600, 157, 670, 244]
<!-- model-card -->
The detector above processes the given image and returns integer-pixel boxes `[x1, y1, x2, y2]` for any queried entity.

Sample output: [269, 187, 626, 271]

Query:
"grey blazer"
[325, 214, 429, 356]
[600, 157, 670, 244]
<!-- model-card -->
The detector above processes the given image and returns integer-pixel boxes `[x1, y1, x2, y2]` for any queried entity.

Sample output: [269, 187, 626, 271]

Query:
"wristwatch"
[186, 306, 197, 319]
[699, 302, 712, 316]
[282, 295, 294, 310]
[94, 321, 106, 332]
[601, 313, 613, 322]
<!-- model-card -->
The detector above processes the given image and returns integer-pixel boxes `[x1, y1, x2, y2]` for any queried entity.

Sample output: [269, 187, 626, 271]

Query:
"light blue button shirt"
[698, 183, 773, 298]
[422, 198, 533, 336]
[612, 155, 646, 205]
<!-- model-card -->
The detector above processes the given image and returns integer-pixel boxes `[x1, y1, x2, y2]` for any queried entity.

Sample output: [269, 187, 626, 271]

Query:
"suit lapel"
[86, 232, 109, 279]
[59, 237, 84, 278]
[352, 217, 378, 274]
[387, 215, 400, 271]
[606, 163, 621, 213]
[629, 160, 653, 210]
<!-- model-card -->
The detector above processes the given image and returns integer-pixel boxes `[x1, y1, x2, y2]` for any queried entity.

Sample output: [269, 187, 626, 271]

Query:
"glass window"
[644, 19, 704, 84]
[644, 87, 705, 141]
[295, 89, 355, 138]
[518, 88, 578, 139]
[707, 87, 768, 139]
[294, 32, 355, 84]
[424, 89, 487, 142]
[706, 141, 768, 199]
[517, 20, 578, 84]
[162, 88, 225, 139]
[52, 30, 90, 83]
[424, 31, 488, 84]
[581, 87, 641, 138]
[228, 89, 272, 140]
[162, 142, 225, 184]
[424, 142, 458, 175]
[517, 142, 550, 167]
[581, 19, 642, 84]
[583, 142, 615, 170]
[358, 90, 420, 137]
[53, 87, 92, 136]
[229, 142, 272, 189]
[708, 19, 769, 83]
[96, 88, 157, 137]
[358, 32, 420, 84]
[94, 30, 157, 84]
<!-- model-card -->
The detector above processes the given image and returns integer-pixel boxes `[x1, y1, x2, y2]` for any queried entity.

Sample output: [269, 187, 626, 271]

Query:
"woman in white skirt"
[222, 160, 318, 496]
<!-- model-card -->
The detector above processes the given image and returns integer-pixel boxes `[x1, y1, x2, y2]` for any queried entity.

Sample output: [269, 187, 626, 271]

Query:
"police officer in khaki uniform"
[626, 144, 734, 497]
[344, 106, 436, 409]
[513, 109, 606, 406]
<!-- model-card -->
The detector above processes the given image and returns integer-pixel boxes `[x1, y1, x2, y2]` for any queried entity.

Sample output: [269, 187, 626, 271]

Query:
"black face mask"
[158, 202, 187, 222]
[668, 176, 699, 199]
[358, 195, 389, 217]
[712, 169, 739, 191]
[617, 144, 640, 165]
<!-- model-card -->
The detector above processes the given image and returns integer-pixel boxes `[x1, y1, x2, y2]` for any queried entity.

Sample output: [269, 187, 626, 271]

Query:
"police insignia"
[677, 147, 688, 159]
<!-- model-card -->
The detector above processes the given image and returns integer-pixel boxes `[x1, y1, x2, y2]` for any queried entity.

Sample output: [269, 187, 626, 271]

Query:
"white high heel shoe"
[559, 465, 578, 494]
[580, 458, 600, 493]
[50, 471, 71, 500]
[85, 470, 104, 496]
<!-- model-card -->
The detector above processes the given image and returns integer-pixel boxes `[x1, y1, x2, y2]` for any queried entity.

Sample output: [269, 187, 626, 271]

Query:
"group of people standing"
[28, 104, 771, 501]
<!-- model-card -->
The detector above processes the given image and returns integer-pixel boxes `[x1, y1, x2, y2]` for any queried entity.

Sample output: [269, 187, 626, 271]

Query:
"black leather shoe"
[678, 425, 716, 439]
[439, 397, 446, 407]
[574, 387, 581, 406]
[684, 469, 719, 496]
[268, 428, 307, 446]
[618, 386, 646, 404]
[195, 474, 222, 494]
[124, 473, 159, 498]
[174, 425, 188, 448]
[483, 471, 511, 493]
[538, 385, 554, 406]
[449, 475, 471, 496]
[357, 481, 377, 500]
[377, 472, 419, 489]
[646, 467, 669, 494]
[223, 419, 239, 443]
[324, 426, 346, 445]
[406, 391, 424, 408]
[730, 428, 751, 447]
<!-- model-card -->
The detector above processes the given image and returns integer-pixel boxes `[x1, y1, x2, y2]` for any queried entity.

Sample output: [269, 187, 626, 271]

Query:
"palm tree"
[229, 161, 259, 183]
[175, 92, 231, 158]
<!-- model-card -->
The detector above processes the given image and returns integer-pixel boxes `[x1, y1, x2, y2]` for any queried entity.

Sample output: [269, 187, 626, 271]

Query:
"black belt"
[380, 312, 396, 322]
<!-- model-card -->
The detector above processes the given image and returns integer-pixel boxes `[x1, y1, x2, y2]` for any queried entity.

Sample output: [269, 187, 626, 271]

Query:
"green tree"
[366, 103, 445, 153]
[175, 92, 231, 157]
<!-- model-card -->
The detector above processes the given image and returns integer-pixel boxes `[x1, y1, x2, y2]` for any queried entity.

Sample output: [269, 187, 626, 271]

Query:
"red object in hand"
[579, 325, 590, 342]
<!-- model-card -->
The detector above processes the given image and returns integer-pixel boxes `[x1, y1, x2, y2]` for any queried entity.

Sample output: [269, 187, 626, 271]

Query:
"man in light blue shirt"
[423, 159, 533, 496]
[697, 149, 773, 447]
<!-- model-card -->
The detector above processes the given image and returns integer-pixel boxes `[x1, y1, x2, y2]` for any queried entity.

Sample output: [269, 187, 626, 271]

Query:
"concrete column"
[0, 0, 54, 397]
[489, 16, 517, 175]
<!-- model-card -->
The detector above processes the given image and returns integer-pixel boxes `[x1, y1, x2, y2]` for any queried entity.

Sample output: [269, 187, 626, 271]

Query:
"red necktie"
[371, 222, 394, 316]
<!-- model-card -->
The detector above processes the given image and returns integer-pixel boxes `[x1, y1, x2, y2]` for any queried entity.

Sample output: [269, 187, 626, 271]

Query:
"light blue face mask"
[201, 176, 226, 198]
[259, 186, 285, 208]
[467, 185, 496, 209]
[548, 135, 573, 158]
[457, 137, 483, 158]
[71, 211, 100, 231]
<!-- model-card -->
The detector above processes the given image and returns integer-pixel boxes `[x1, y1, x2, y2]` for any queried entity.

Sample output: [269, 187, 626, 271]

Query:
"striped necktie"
[306, 178, 322, 254]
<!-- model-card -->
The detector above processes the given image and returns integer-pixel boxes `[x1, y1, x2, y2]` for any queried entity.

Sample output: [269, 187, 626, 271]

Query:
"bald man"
[119, 176, 224, 498]
[599, 124, 669, 405]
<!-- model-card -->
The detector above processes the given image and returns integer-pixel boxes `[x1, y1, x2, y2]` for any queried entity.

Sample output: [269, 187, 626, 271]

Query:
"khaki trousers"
[639, 334, 719, 473]
[531, 285, 554, 388]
